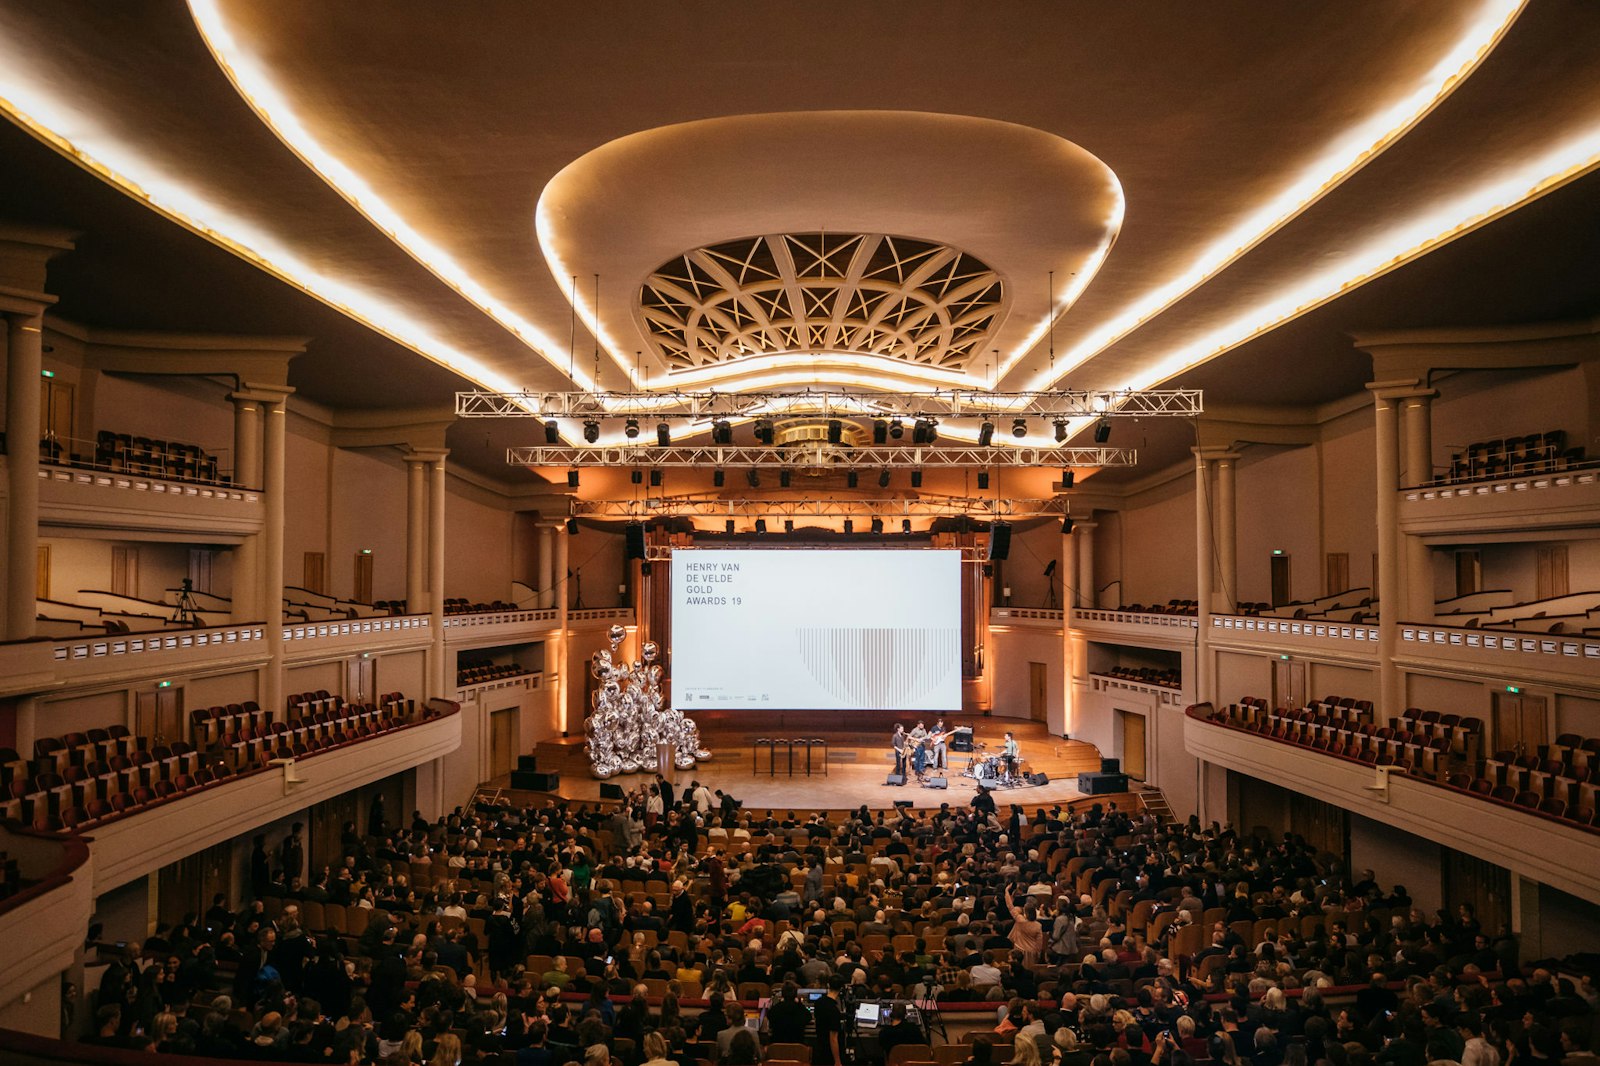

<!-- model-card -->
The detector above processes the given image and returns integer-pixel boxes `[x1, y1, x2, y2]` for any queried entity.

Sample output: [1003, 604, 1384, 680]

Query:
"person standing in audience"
[811, 977, 846, 1066]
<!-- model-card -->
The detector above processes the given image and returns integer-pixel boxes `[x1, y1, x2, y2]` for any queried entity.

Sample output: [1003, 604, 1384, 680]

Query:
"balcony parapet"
[1400, 466, 1600, 535]
[0, 823, 93, 1009]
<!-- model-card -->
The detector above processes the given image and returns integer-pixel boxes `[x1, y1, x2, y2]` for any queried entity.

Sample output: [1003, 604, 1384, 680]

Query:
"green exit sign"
[1506, 685, 1521, 694]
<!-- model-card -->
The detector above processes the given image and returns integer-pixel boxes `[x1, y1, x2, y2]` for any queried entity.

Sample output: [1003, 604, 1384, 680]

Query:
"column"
[260, 387, 292, 722]
[1215, 454, 1239, 614]
[1061, 524, 1078, 736]
[405, 454, 428, 613]
[1075, 520, 1098, 610]
[1194, 450, 1214, 705]
[554, 526, 571, 734]
[537, 524, 556, 609]
[429, 453, 448, 697]
[5, 313, 42, 640]
[1370, 386, 1404, 719]
[229, 392, 262, 623]
[1400, 390, 1436, 488]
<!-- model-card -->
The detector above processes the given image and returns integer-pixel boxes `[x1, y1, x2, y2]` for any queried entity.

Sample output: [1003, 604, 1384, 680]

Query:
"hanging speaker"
[625, 523, 646, 559]
[987, 523, 1012, 560]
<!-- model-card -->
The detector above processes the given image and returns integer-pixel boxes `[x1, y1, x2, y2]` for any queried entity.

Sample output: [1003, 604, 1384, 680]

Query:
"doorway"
[112, 546, 139, 598]
[353, 552, 374, 604]
[37, 544, 50, 600]
[1118, 709, 1147, 781]
[347, 656, 376, 707]
[1536, 546, 1569, 600]
[1455, 551, 1482, 597]
[303, 552, 326, 595]
[1493, 692, 1547, 756]
[1272, 659, 1306, 711]
[1270, 554, 1292, 607]
[1324, 553, 1349, 596]
[489, 708, 519, 780]
[135, 686, 183, 747]
[1028, 662, 1048, 722]
[1443, 847, 1509, 936]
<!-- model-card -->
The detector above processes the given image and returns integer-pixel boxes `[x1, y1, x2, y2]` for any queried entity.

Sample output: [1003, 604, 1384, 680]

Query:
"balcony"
[0, 824, 92, 1011]
[1400, 466, 1600, 536]
[443, 607, 558, 648]
[990, 607, 1064, 630]
[36, 460, 262, 538]
[284, 614, 432, 661]
[1396, 621, 1600, 687]
[1184, 705, 1600, 905]
[1073, 608, 1198, 649]
[1209, 614, 1380, 664]
[568, 607, 636, 629]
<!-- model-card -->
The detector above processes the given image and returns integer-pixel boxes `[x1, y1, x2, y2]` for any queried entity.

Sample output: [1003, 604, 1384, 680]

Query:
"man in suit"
[655, 774, 676, 809]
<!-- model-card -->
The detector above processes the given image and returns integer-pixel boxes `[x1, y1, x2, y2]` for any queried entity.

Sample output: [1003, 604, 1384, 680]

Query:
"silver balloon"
[584, 625, 709, 778]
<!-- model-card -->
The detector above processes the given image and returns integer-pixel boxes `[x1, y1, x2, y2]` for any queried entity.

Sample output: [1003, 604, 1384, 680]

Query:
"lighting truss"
[459, 388, 1201, 420]
[507, 444, 1136, 468]
[571, 496, 1070, 520]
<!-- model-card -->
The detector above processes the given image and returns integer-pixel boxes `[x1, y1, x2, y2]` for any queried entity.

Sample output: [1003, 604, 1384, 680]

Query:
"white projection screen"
[670, 548, 961, 711]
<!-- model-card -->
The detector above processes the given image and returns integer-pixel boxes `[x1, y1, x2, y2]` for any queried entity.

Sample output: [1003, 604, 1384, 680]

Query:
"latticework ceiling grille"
[640, 234, 1005, 373]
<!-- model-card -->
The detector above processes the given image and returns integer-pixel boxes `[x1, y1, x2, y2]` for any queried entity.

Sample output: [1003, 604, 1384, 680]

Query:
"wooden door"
[1273, 659, 1306, 711]
[136, 687, 183, 746]
[1270, 555, 1292, 607]
[1443, 847, 1509, 936]
[1028, 662, 1048, 722]
[1119, 710, 1147, 781]
[347, 656, 376, 706]
[36, 544, 50, 600]
[1536, 546, 1568, 600]
[303, 552, 326, 596]
[188, 549, 215, 594]
[490, 708, 519, 780]
[1324, 553, 1349, 596]
[1493, 693, 1547, 756]
[1455, 551, 1482, 597]
[40, 378, 74, 452]
[353, 552, 374, 604]
[111, 546, 139, 597]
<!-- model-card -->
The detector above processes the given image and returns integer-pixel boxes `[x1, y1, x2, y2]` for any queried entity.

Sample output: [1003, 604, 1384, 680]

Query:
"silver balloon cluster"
[585, 624, 709, 778]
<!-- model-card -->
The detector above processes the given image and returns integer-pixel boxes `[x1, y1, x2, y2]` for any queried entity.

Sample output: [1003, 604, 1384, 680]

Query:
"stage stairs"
[1137, 786, 1175, 825]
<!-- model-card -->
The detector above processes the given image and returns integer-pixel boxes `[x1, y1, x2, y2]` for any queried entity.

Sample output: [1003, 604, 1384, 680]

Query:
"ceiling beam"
[507, 444, 1136, 469]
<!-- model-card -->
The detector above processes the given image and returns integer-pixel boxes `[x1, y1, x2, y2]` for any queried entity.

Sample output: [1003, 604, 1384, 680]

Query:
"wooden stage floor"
[486, 719, 1106, 812]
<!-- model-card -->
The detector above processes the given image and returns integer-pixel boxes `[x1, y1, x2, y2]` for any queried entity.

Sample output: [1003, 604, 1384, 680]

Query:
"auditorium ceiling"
[0, 1, 1598, 493]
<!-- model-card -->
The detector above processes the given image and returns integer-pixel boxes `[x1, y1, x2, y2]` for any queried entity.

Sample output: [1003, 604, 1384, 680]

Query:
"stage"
[486, 719, 1110, 811]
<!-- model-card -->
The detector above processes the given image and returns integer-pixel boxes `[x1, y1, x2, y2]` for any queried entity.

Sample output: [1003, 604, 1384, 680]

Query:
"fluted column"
[1075, 520, 1098, 610]
[229, 392, 263, 623]
[1370, 385, 1405, 719]
[1400, 390, 1436, 488]
[6, 313, 43, 640]
[1215, 454, 1239, 613]
[537, 524, 556, 609]
[429, 453, 448, 697]
[405, 454, 428, 613]
[260, 386, 293, 721]
[1194, 450, 1214, 704]
[554, 526, 571, 734]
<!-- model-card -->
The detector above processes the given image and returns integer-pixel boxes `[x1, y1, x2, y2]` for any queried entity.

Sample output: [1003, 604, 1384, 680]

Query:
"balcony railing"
[990, 607, 1064, 627]
[0, 823, 93, 1010]
[568, 607, 636, 626]
[1400, 465, 1600, 534]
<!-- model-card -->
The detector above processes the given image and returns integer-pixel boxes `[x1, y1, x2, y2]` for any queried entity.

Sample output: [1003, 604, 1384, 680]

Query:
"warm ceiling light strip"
[1012, 0, 1527, 391]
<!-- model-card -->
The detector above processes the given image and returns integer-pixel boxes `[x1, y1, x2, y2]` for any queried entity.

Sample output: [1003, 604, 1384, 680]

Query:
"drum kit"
[962, 739, 1027, 787]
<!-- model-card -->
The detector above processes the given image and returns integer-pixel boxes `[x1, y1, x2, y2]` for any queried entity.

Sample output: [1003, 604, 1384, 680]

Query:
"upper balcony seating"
[443, 597, 521, 615]
[37, 429, 229, 488]
[1206, 699, 1596, 833]
[456, 657, 533, 686]
[1433, 590, 1600, 637]
[1109, 599, 1198, 616]
[1437, 429, 1589, 487]
[1098, 665, 1181, 689]
[1, 693, 431, 833]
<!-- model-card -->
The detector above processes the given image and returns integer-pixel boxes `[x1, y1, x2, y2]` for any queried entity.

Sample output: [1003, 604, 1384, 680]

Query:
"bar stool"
[806, 737, 829, 776]
[753, 737, 774, 776]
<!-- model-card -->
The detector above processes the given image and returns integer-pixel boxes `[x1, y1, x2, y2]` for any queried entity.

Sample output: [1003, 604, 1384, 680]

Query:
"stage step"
[1138, 786, 1175, 824]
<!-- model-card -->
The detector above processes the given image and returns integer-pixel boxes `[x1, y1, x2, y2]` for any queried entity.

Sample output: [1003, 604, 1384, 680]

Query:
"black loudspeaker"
[1029, 772, 1050, 786]
[987, 523, 1011, 560]
[885, 773, 906, 787]
[516, 754, 538, 771]
[599, 783, 625, 800]
[512, 769, 561, 791]
[1100, 757, 1121, 774]
[625, 523, 646, 560]
[924, 777, 948, 789]
[950, 728, 974, 752]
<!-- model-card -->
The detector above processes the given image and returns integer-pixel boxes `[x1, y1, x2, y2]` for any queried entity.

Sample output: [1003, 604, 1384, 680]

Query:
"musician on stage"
[891, 724, 907, 779]
[909, 721, 930, 779]
[930, 718, 948, 770]
[1002, 730, 1019, 781]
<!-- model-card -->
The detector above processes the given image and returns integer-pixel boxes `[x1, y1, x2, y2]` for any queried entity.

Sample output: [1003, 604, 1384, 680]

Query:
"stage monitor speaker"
[885, 773, 906, 787]
[598, 783, 625, 800]
[1100, 757, 1121, 774]
[1028, 772, 1049, 786]
[924, 777, 948, 789]
[625, 523, 647, 560]
[511, 769, 561, 791]
[987, 523, 1011, 560]
[893, 799, 914, 809]
[516, 754, 539, 771]
[950, 727, 974, 752]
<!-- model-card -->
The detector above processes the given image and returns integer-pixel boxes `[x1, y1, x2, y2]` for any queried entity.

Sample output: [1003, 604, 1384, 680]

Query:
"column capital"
[404, 447, 451, 464]
[1365, 379, 1432, 403]
[232, 382, 296, 406]
[1191, 446, 1241, 462]
[1071, 519, 1099, 533]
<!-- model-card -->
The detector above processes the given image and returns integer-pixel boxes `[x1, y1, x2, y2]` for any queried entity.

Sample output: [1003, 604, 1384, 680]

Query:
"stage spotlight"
[711, 419, 732, 444]
[1062, 470, 1075, 488]
[978, 420, 994, 446]
[746, 468, 760, 488]
[846, 470, 859, 488]
[656, 422, 671, 446]
[725, 519, 735, 534]
[649, 469, 662, 487]
[755, 518, 768, 534]
[889, 419, 904, 439]
[871, 517, 884, 534]
[911, 419, 928, 445]
[630, 469, 643, 484]
[843, 519, 854, 534]
[925, 418, 938, 443]
[902, 519, 912, 534]
[712, 469, 725, 487]
[779, 470, 791, 488]
[624, 418, 640, 439]
[1062, 517, 1075, 533]
[911, 469, 923, 488]
[583, 419, 600, 443]
[567, 469, 580, 488]
[1094, 418, 1112, 443]
[872, 419, 888, 444]
[1053, 419, 1069, 443]
[826, 419, 842, 444]
[1012, 418, 1027, 438]
[784, 519, 794, 533]
[566, 518, 579, 535]
[754, 418, 775, 445]
[544, 420, 560, 444]
[878, 468, 891, 488]
[977, 471, 990, 490]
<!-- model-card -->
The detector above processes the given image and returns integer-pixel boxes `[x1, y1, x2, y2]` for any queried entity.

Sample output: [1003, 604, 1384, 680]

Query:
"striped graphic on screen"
[795, 626, 959, 708]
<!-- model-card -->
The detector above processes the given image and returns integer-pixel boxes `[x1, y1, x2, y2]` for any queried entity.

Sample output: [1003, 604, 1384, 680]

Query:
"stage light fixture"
[711, 419, 732, 444]
[567, 469, 579, 488]
[911, 419, 928, 445]
[878, 469, 891, 488]
[925, 418, 938, 443]
[871, 517, 884, 534]
[872, 419, 888, 444]
[649, 469, 662, 487]
[630, 469, 642, 484]
[746, 468, 760, 488]
[624, 418, 640, 438]
[656, 422, 671, 446]
[712, 469, 725, 487]
[978, 420, 994, 446]
[755, 518, 768, 534]
[902, 519, 912, 534]
[1062, 517, 1075, 533]
[1094, 418, 1112, 443]
[978, 471, 990, 490]
[544, 420, 560, 444]
[846, 471, 859, 488]
[566, 518, 579, 535]
[911, 469, 923, 488]
[754, 418, 775, 445]
[779, 470, 791, 488]
[826, 419, 843, 444]
[843, 519, 854, 534]
[583, 419, 600, 443]
[1012, 418, 1027, 438]
[1063, 470, 1076, 488]
[889, 419, 904, 440]
[784, 519, 794, 533]
[1053, 419, 1069, 443]
[725, 519, 735, 534]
